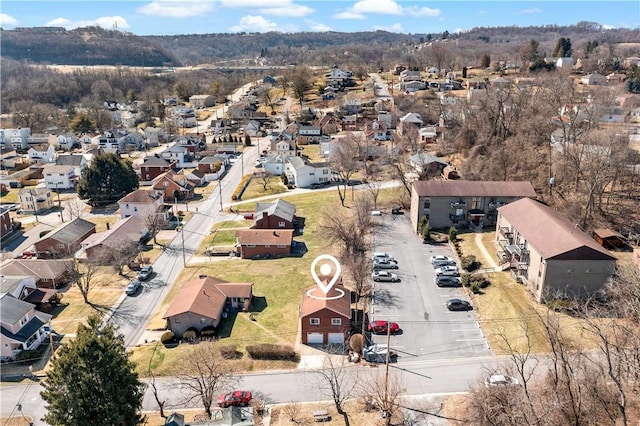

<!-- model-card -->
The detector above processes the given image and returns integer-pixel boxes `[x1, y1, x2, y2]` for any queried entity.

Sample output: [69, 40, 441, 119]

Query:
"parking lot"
[369, 214, 491, 362]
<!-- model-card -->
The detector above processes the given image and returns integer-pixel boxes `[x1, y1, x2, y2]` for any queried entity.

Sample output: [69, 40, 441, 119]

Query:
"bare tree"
[64, 197, 87, 221]
[144, 211, 169, 246]
[319, 196, 372, 258]
[281, 401, 302, 424]
[254, 170, 277, 191]
[65, 258, 101, 304]
[330, 136, 362, 206]
[176, 344, 237, 419]
[360, 370, 406, 425]
[148, 343, 166, 419]
[316, 356, 359, 426]
[108, 240, 140, 275]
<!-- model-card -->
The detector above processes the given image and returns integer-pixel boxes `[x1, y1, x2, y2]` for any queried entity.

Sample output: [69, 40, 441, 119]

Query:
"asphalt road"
[369, 214, 491, 361]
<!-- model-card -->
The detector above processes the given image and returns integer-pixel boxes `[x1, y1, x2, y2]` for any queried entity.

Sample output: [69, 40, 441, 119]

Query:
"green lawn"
[240, 176, 288, 200]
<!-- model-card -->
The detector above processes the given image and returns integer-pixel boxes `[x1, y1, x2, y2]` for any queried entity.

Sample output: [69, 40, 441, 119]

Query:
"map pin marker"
[311, 254, 341, 295]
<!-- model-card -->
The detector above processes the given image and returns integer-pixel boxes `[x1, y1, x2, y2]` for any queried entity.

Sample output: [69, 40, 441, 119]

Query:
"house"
[409, 153, 448, 176]
[78, 216, 148, 262]
[342, 97, 362, 114]
[140, 155, 177, 181]
[392, 64, 407, 75]
[117, 132, 145, 151]
[118, 188, 165, 219]
[152, 171, 195, 201]
[581, 72, 606, 86]
[56, 154, 88, 177]
[399, 70, 422, 82]
[262, 154, 289, 176]
[297, 125, 324, 145]
[0, 275, 58, 311]
[33, 218, 96, 259]
[18, 188, 54, 214]
[600, 107, 626, 124]
[341, 114, 358, 131]
[410, 180, 537, 231]
[244, 120, 261, 137]
[0, 128, 31, 150]
[285, 157, 332, 188]
[97, 130, 121, 153]
[317, 113, 340, 135]
[177, 136, 203, 154]
[163, 276, 253, 337]
[170, 111, 197, 129]
[198, 155, 228, 175]
[0, 293, 52, 362]
[0, 206, 12, 239]
[269, 137, 299, 158]
[365, 120, 389, 141]
[252, 199, 296, 230]
[234, 229, 294, 259]
[496, 198, 616, 303]
[143, 127, 165, 147]
[0, 259, 70, 289]
[165, 407, 254, 426]
[556, 57, 575, 68]
[419, 126, 438, 144]
[53, 133, 78, 151]
[161, 145, 190, 167]
[1, 147, 22, 169]
[397, 113, 423, 136]
[300, 284, 351, 346]
[189, 94, 216, 109]
[399, 81, 427, 93]
[27, 143, 57, 163]
[42, 164, 77, 190]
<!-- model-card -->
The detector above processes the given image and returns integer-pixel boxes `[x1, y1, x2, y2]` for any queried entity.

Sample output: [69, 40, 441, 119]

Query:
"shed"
[593, 228, 627, 250]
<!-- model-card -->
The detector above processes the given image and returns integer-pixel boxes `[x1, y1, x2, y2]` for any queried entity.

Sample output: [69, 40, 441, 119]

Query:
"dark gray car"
[435, 275, 462, 287]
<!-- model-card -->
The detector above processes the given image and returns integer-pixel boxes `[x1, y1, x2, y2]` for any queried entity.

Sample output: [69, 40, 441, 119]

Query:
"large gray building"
[410, 180, 537, 231]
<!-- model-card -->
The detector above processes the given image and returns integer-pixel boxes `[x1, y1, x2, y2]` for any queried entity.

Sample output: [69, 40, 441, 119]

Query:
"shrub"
[349, 333, 364, 354]
[183, 328, 199, 343]
[461, 273, 472, 287]
[15, 349, 38, 362]
[470, 282, 482, 294]
[161, 331, 179, 348]
[39, 230, 51, 238]
[201, 326, 216, 340]
[246, 343, 298, 361]
[448, 226, 458, 242]
[461, 255, 480, 272]
[231, 174, 251, 200]
[219, 344, 242, 360]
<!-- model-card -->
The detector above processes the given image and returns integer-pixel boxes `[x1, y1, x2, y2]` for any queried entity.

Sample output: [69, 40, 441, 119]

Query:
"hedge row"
[246, 343, 298, 361]
[231, 175, 251, 200]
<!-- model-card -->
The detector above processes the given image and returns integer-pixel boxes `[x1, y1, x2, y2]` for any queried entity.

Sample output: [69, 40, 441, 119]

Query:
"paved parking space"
[369, 214, 491, 363]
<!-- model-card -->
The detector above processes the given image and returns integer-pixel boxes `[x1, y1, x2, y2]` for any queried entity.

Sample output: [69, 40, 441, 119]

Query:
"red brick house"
[0, 259, 71, 289]
[197, 155, 228, 174]
[252, 199, 296, 230]
[139, 155, 177, 182]
[33, 218, 96, 259]
[234, 229, 293, 259]
[300, 284, 351, 345]
[1, 206, 12, 240]
[162, 276, 253, 338]
[152, 170, 195, 201]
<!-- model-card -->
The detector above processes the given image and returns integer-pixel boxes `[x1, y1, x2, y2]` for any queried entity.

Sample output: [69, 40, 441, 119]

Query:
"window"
[277, 244, 286, 248]
[278, 221, 286, 227]
[331, 318, 342, 326]
[247, 244, 256, 248]
[310, 318, 320, 325]
[265, 244, 270, 248]
[134, 207, 138, 212]
[423, 198, 431, 209]
[472, 197, 482, 210]
[323, 169, 329, 174]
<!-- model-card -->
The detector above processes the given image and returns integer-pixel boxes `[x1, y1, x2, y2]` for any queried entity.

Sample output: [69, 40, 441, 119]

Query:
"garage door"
[328, 333, 344, 344]
[307, 333, 323, 344]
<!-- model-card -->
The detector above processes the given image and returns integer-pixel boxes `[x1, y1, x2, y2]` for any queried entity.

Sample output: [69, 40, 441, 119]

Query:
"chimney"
[273, 231, 279, 237]
[106, 222, 110, 230]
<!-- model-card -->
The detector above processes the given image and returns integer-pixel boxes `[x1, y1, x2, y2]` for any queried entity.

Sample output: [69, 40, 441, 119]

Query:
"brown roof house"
[33, 218, 96, 259]
[77, 216, 148, 262]
[118, 188, 166, 219]
[0, 259, 71, 289]
[235, 229, 294, 259]
[0, 275, 58, 311]
[152, 170, 195, 201]
[496, 198, 616, 303]
[139, 155, 177, 182]
[252, 199, 296, 230]
[410, 180, 537, 231]
[163, 276, 253, 338]
[300, 283, 351, 346]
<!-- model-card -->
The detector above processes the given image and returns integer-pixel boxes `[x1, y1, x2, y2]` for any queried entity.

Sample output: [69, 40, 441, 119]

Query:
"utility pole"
[383, 321, 391, 425]
[56, 182, 63, 223]
[30, 189, 39, 223]
[218, 176, 223, 212]
[180, 225, 186, 267]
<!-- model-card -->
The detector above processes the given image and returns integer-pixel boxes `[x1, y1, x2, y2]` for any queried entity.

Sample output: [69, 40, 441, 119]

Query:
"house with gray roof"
[284, 157, 332, 188]
[0, 293, 52, 361]
[33, 218, 96, 259]
[496, 198, 616, 302]
[410, 180, 537, 231]
[56, 154, 88, 177]
[409, 153, 448, 177]
[252, 199, 296, 230]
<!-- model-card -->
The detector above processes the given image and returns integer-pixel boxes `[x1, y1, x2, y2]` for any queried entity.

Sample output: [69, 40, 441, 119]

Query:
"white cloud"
[137, 1, 215, 18]
[260, 4, 314, 17]
[304, 19, 332, 32]
[478, 9, 487, 15]
[44, 16, 130, 30]
[372, 23, 404, 33]
[520, 8, 542, 14]
[404, 6, 440, 18]
[229, 15, 279, 32]
[335, 0, 440, 19]
[332, 11, 366, 20]
[0, 13, 18, 27]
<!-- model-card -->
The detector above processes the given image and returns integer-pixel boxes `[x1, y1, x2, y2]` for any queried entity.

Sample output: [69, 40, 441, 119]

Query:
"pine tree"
[78, 153, 139, 205]
[41, 315, 145, 426]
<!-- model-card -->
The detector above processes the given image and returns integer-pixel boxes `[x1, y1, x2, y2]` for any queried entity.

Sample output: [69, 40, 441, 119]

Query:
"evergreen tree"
[480, 54, 491, 68]
[41, 315, 145, 426]
[78, 153, 139, 205]
[626, 65, 640, 94]
[69, 114, 95, 134]
[553, 37, 573, 57]
[244, 135, 252, 146]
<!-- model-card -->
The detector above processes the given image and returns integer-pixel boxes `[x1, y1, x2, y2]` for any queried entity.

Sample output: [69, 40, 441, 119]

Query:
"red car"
[217, 390, 252, 408]
[367, 320, 400, 334]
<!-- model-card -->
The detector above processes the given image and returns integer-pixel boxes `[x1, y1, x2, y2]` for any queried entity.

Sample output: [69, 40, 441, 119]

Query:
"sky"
[0, 1, 638, 36]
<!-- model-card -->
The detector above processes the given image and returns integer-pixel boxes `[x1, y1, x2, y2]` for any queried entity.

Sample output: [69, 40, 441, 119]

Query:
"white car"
[484, 374, 520, 387]
[372, 252, 395, 262]
[435, 265, 459, 276]
[371, 270, 400, 282]
[430, 255, 455, 265]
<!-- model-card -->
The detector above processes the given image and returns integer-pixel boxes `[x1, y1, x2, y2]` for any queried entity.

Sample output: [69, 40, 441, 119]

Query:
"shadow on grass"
[250, 296, 268, 313]
[215, 311, 238, 339]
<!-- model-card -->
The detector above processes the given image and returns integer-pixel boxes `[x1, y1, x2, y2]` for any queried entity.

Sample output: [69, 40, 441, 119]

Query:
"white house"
[27, 144, 57, 163]
[143, 127, 165, 147]
[600, 107, 627, 124]
[285, 157, 332, 188]
[398, 112, 423, 136]
[98, 130, 120, 153]
[55, 133, 78, 151]
[0, 293, 52, 362]
[581, 72, 606, 86]
[263, 154, 289, 176]
[55, 154, 88, 177]
[556, 57, 575, 68]
[42, 164, 77, 190]
[117, 189, 165, 219]
[244, 120, 261, 137]
[118, 132, 145, 152]
[161, 145, 189, 167]
[0, 128, 31, 150]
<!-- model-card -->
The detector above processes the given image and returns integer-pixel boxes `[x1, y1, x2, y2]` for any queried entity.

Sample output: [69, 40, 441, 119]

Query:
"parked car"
[364, 344, 397, 363]
[484, 374, 520, 387]
[372, 270, 400, 282]
[435, 275, 462, 287]
[125, 280, 142, 296]
[373, 259, 399, 270]
[391, 206, 403, 215]
[435, 265, 459, 276]
[137, 266, 153, 281]
[243, 213, 254, 220]
[309, 183, 323, 189]
[446, 298, 472, 311]
[368, 320, 400, 334]
[430, 255, 456, 266]
[372, 252, 395, 262]
[217, 390, 252, 408]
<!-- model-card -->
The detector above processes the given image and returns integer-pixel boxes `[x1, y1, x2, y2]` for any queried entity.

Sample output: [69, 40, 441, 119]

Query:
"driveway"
[369, 213, 491, 362]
